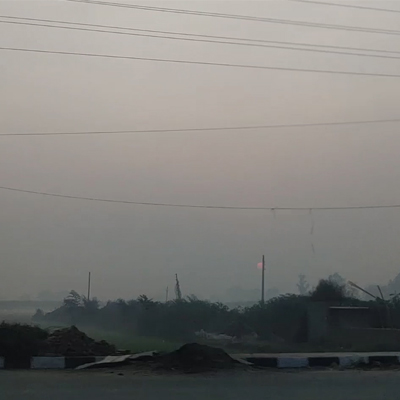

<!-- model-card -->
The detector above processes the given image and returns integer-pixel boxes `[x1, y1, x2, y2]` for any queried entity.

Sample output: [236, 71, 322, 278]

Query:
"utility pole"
[261, 255, 265, 304]
[87, 272, 91, 301]
[165, 286, 169, 303]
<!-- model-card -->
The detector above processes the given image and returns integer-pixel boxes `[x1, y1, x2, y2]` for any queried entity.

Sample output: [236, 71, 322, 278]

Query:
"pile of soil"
[156, 343, 238, 372]
[43, 326, 116, 356]
[77, 343, 252, 373]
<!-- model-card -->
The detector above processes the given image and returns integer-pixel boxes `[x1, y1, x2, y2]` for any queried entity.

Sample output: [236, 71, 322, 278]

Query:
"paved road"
[1, 370, 398, 400]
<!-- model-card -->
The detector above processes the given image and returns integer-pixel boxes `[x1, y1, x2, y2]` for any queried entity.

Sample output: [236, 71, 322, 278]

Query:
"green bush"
[310, 279, 347, 303]
[242, 295, 309, 342]
[0, 322, 48, 358]
[37, 280, 374, 344]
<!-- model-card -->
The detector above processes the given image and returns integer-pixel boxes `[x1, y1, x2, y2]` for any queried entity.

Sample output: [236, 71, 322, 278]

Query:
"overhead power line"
[3, 17, 400, 61]
[3, 15, 400, 57]
[67, 0, 400, 37]
[1, 118, 400, 137]
[2, 46, 400, 78]
[2, 185, 400, 211]
[289, 0, 400, 14]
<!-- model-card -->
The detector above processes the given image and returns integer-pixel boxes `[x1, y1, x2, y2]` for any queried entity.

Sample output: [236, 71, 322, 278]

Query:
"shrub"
[0, 322, 48, 358]
[310, 279, 347, 303]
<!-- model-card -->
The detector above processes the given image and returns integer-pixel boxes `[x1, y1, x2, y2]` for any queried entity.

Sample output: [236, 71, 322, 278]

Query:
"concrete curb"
[0, 356, 104, 369]
[1, 354, 400, 369]
[245, 355, 400, 368]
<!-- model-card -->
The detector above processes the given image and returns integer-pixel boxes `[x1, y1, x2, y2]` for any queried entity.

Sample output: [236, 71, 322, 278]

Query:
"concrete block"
[278, 357, 309, 368]
[31, 357, 65, 369]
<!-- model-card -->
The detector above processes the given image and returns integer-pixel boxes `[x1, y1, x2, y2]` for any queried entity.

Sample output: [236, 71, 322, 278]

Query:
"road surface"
[1, 370, 398, 400]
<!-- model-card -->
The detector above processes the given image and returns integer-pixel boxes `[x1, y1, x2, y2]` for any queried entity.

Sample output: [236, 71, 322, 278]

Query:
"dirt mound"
[77, 343, 252, 373]
[44, 326, 116, 356]
[158, 343, 237, 372]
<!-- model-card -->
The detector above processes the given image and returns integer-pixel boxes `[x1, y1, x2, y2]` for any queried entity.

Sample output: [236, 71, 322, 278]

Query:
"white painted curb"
[1, 354, 399, 370]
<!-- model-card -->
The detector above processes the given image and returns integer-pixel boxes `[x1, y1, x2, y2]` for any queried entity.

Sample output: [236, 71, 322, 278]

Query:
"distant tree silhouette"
[328, 273, 346, 286]
[310, 279, 347, 302]
[175, 274, 182, 301]
[327, 273, 357, 298]
[297, 274, 310, 295]
[63, 290, 83, 308]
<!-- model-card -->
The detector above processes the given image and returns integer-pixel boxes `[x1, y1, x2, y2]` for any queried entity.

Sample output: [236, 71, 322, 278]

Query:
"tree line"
[34, 273, 399, 344]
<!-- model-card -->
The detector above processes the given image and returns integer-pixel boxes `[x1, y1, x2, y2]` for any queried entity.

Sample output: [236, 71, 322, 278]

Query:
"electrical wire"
[2, 185, 400, 211]
[3, 15, 400, 56]
[3, 18, 400, 61]
[2, 46, 400, 78]
[67, 0, 400, 37]
[2, 118, 400, 137]
[289, 0, 400, 14]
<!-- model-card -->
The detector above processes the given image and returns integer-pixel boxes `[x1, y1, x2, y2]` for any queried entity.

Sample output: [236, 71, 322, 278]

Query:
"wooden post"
[87, 272, 91, 301]
[261, 255, 265, 304]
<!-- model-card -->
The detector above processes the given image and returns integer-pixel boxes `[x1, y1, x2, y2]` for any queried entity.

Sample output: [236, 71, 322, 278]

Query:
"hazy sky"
[1, 0, 400, 300]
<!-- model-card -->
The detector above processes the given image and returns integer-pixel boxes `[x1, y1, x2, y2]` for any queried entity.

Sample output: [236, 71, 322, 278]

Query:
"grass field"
[0, 311, 181, 354]
[5, 311, 396, 355]
[35, 321, 182, 353]
[80, 328, 181, 353]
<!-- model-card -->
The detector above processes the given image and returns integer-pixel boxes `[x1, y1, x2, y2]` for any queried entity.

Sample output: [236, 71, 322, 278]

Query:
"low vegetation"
[4, 275, 400, 358]
[0, 322, 48, 358]
[33, 277, 381, 344]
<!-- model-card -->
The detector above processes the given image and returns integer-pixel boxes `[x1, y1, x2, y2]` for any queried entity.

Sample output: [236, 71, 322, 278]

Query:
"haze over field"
[1, 0, 400, 301]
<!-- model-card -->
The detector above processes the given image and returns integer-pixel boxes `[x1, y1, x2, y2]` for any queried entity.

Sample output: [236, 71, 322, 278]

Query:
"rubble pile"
[78, 343, 252, 373]
[44, 326, 116, 356]
[156, 343, 238, 372]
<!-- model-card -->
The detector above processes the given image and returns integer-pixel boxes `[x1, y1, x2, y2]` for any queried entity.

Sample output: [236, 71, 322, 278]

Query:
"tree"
[175, 274, 182, 301]
[310, 279, 347, 302]
[82, 296, 100, 312]
[328, 273, 357, 298]
[385, 272, 400, 299]
[63, 290, 83, 308]
[32, 308, 45, 321]
[297, 274, 310, 295]
[328, 273, 346, 286]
